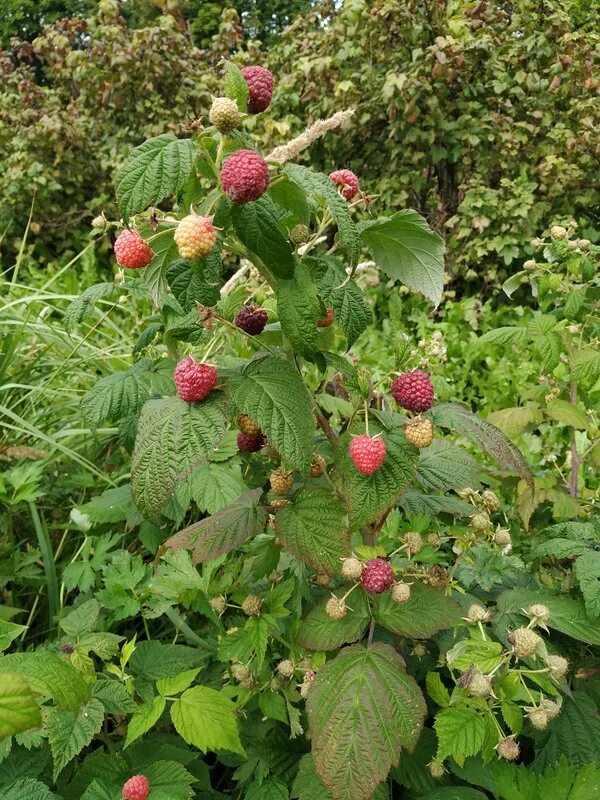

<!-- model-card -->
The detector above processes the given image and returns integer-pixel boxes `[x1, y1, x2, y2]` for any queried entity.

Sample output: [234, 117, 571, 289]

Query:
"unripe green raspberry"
[426, 532, 441, 548]
[209, 595, 227, 614]
[325, 596, 347, 620]
[91, 214, 107, 231]
[404, 531, 423, 555]
[290, 223, 310, 244]
[481, 489, 500, 511]
[428, 759, 445, 778]
[231, 662, 250, 682]
[470, 512, 491, 531]
[209, 96, 243, 132]
[341, 557, 363, 581]
[550, 225, 567, 239]
[546, 654, 569, 679]
[242, 594, 263, 616]
[277, 659, 295, 678]
[527, 707, 549, 729]
[459, 666, 493, 697]
[494, 527, 512, 546]
[540, 698, 561, 719]
[525, 603, 551, 625]
[466, 603, 492, 623]
[391, 582, 411, 604]
[496, 736, 520, 761]
[508, 627, 542, 658]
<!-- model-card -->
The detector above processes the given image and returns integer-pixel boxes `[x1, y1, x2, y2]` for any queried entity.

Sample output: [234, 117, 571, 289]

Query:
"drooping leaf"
[476, 326, 529, 347]
[307, 643, 426, 800]
[166, 254, 221, 311]
[545, 399, 589, 430]
[277, 263, 324, 362]
[91, 680, 138, 715]
[115, 135, 195, 219]
[416, 441, 482, 492]
[143, 231, 180, 308]
[0, 619, 27, 652]
[373, 583, 461, 639]
[45, 697, 104, 780]
[274, 488, 350, 574]
[63, 283, 117, 333]
[0, 673, 42, 740]
[359, 211, 445, 305]
[292, 754, 332, 800]
[296, 589, 370, 651]
[268, 177, 310, 225]
[165, 488, 267, 564]
[0, 653, 89, 712]
[231, 196, 295, 279]
[81, 358, 161, 429]
[486, 407, 542, 438]
[171, 686, 244, 755]
[314, 256, 371, 347]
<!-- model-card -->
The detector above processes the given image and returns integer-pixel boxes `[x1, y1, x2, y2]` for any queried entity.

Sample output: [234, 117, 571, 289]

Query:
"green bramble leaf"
[416, 441, 482, 492]
[268, 177, 310, 225]
[63, 283, 117, 333]
[0, 652, 90, 712]
[171, 685, 245, 755]
[475, 326, 528, 347]
[573, 551, 600, 618]
[373, 583, 461, 639]
[434, 707, 486, 766]
[425, 672, 451, 708]
[45, 697, 104, 780]
[545, 399, 589, 430]
[398, 491, 478, 517]
[124, 695, 166, 749]
[229, 354, 314, 472]
[223, 61, 249, 111]
[572, 348, 600, 383]
[91, 680, 137, 715]
[129, 641, 205, 681]
[296, 589, 370, 651]
[166, 253, 221, 312]
[277, 263, 324, 363]
[532, 693, 600, 772]
[115, 135, 195, 219]
[359, 211, 445, 305]
[0, 619, 27, 652]
[446, 636, 505, 673]
[307, 643, 426, 800]
[246, 780, 289, 800]
[189, 463, 248, 514]
[165, 488, 267, 564]
[143, 230, 179, 308]
[0, 673, 42, 740]
[231, 196, 295, 279]
[1, 780, 60, 800]
[486, 406, 542, 437]
[314, 255, 371, 347]
[131, 395, 226, 519]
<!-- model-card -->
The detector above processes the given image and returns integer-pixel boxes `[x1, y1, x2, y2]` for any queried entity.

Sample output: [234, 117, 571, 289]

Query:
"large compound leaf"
[115, 135, 195, 219]
[131, 396, 226, 519]
[277, 263, 324, 362]
[359, 211, 445, 305]
[307, 643, 426, 800]
[1, 780, 60, 800]
[296, 589, 370, 651]
[0, 653, 89, 712]
[374, 583, 461, 639]
[416, 440, 483, 492]
[533, 692, 600, 772]
[229, 355, 314, 472]
[335, 428, 418, 528]
[430, 403, 533, 489]
[171, 686, 244, 755]
[81, 358, 163, 429]
[45, 698, 104, 780]
[231, 196, 295, 279]
[0, 673, 42, 739]
[314, 256, 371, 347]
[165, 488, 267, 564]
[275, 488, 350, 573]
[166, 253, 221, 311]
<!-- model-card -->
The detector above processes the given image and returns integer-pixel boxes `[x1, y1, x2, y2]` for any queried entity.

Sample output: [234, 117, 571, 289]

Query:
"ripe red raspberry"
[234, 305, 268, 335]
[114, 230, 153, 270]
[361, 559, 395, 594]
[316, 307, 334, 328]
[174, 215, 217, 261]
[349, 435, 386, 475]
[221, 149, 270, 203]
[240, 66, 274, 113]
[237, 431, 265, 453]
[391, 370, 434, 412]
[122, 775, 150, 800]
[174, 357, 218, 403]
[329, 169, 359, 201]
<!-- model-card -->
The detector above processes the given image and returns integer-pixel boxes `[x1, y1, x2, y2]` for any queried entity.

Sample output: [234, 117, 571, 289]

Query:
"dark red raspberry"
[316, 307, 334, 328]
[237, 431, 265, 453]
[114, 230, 153, 269]
[329, 169, 359, 201]
[240, 65, 274, 113]
[122, 775, 150, 800]
[349, 435, 386, 475]
[220, 149, 270, 203]
[235, 305, 268, 335]
[174, 357, 218, 403]
[361, 559, 395, 594]
[391, 370, 434, 412]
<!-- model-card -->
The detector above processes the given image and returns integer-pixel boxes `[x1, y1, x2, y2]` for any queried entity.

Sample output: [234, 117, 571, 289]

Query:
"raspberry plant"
[2, 63, 598, 800]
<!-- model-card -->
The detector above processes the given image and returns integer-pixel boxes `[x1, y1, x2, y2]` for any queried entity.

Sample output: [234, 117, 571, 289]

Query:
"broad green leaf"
[1, 780, 59, 800]
[546, 399, 589, 430]
[246, 779, 289, 800]
[277, 264, 324, 362]
[189, 463, 247, 514]
[434, 707, 485, 766]
[60, 599, 100, 638]
[81, 778, 120, 800]
[268, 177, 310, 225]
[296, 589, 370, 651]
[0, 653, 89, 712]
[292, 754, 332, 800]
[446, 636, 504, 673]
[487, 406, 542, 437]
[417, 789, 488, 800]
[124, 695, 166, 748]
[129, 641, 205, 681]
[165, 488, 267, 564]
[143, 759, 199, 800]
[63, 283, 117, 333]
[131, 395, 226, 519]
[171, 686, 244, 755]
[374, 583, 461, 639]
[335, 428, 418, 528]
[81, 358, 159, 429]
[45, 697, 104, 780]
[0, 673, 41, 740]
[157, 668, 201, 697]
[231, 196, 295, 279]
[285, 164, 360, 265]
[91, 679, 137, 714]
[0, 619, 27, 652]
[115, 134, 195, 219]
[530, 538, 591, 560]
[307, 643, 425, 800]
[391, 728, 438, 795]
[573, 551, 600, 618]
[166, 254, 221, 311]
[229, 354, 314, 472]
[476, 326, 529, 347]
[533, 692, 600, 772]
[416, 441, 482, 492]
[572, 348, 600, 383]
[314, 256, 371, 347]
[398, 491, 478, 517]
[359, 211, 445, 305]
[275, 488, 350, 573]
[143, 230, 179, 308]
[259, 691, 288, 724]
[223, 60, 249, 110]
[425, 672, 450, 708]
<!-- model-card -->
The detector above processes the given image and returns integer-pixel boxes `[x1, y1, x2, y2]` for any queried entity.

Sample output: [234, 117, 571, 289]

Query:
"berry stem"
[200, 335, 222, 364]
[367, 618, 375, 647]
[364, 400, 370, 436]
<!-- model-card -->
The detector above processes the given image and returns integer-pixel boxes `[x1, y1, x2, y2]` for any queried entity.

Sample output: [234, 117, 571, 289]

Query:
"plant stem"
[367, 618, 375, 647]
[569, 379, 581, 497]
[28, 502, 58, 634]
[315, 406, 337, 446]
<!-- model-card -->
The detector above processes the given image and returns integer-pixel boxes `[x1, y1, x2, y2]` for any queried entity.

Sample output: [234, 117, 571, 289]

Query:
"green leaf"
[0, 619, 27, 652]
[307, 643, 426, 800]
[259, 691, 288, 724]
[296, 589, 371, 651]
[476, 326, 529, 347]
[143, 230, 180, 308]
[190, 463, 247, 514]
[275, 488, 350, 574]
[157, 668, 201, 697]
[374, 583, 460, 639]
[91, 679, 137, 714]
[417, 788, 488, 800]
[0, 779, 60, 800]
[359, 211, 445, 305]
[131, 395, 226, 519]
[171, 685, 244, 755]
[573, 551, 600, 617]
[223, 61, 249, 111]
[231, 196, 295, 279]
[446, 636, 504, 673]
[292, 754, 332, 800]
[426, 672, 450, 708]
[546, 399, 589, 430]
[141, 760, 196, 800]
[416, 441, 482, 492]
[246, 779, 289, 800]
[398, 491, 478, 517]
[165, 488, 266, 564]
[0, 673, 41, 740]
[268, 177, 310, 225]
[115, 135, 195, 219]
[334, 427, 418, 528]
[572, 348, 600, 383]
[166, 254, 221, 311]
[314, 256, 371, 347]
[486, 407, 542, 437]
[124, 695, 166, 749]
[129, 641, 205, 681]
[0, 653, 89, 712]
[391, 728, 438, 795]
[533, 692, 600, 771]
[229, 354, 314, 472]
[277, 264, 324, 362]
[434, 707, 485, 766]
[45, 697, 104, 780]
[285, 164, 360, 265]
[63, 283, 117, 333]
[81, 358, 159, 429]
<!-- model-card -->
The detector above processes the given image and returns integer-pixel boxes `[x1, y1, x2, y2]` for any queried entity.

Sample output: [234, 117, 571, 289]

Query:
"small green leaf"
[1, 780, 60, 800]
[425, 672, 451, 708]
[573, 551, 600, 618]
[143, 231, 180, 308]
[572, 348, 600, 383]
[63, 283, 117, 333]
[246, 779, 289, 800]
[46, 697, 104, 780]
[0, 673, 42, 739]
[231, 196, 295, 279]
[223, 61, 249, 111]
[296, 589, 370, 651]
[277, 264, 324, 362]
[171, 685, 245, 755]
[434, 707, 485, 766]
[157, 668, 201, 697]
[0, 619, 27, 652]
[268, 177, 310, 225]
[314, 255, 371, 347]
[124, 695, 166, 748]
[190, 463, 247, 514]
[166, 254, 221, 311]
[81, 358, 159, 429]
[546, 399, 589, 430]
[486, 406, 542, 437]
[446, 636, 504, 673]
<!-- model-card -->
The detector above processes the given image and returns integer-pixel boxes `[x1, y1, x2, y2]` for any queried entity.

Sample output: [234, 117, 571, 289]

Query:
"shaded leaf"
[296, 589, 370, 651]
[0, 673, 41, 740]
[374, 583, 461, 639]
[231, 196, 295, 279]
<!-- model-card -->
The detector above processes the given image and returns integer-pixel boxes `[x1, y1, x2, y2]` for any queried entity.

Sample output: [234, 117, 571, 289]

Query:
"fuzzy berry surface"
[404, 418, 434, 448]
[316, 307, 334, 328]
[391, 370, 434, 412]
[270, 468, 293, 495]
[221, 149, 270, 203]
[361, 559, 395, 594]
[237, 431, 265, 453]
[329, 169, 359, 200]
[114, 230, 153, 270]
[174, 358, 218, 403]
[174, 215, 217, 261]
[240, 66, 274, 113]
[122, 775, 150, 800]
[209, 96, 242, 132]
[235, 305, 268, 335]
[349, 435, 386, 475]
